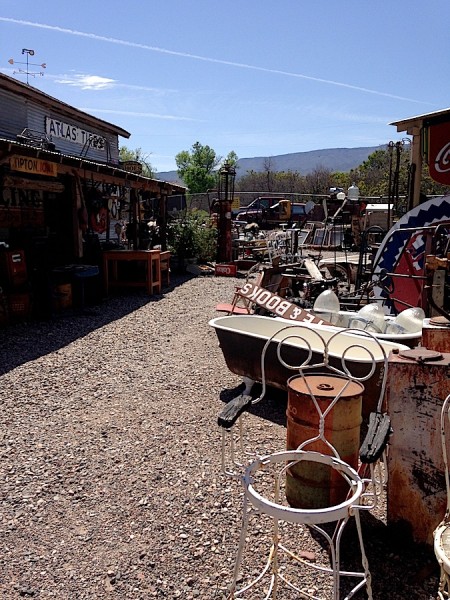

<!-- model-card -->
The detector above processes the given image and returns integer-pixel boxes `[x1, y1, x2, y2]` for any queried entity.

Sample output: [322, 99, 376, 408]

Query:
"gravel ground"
[0, 271, 441, 599]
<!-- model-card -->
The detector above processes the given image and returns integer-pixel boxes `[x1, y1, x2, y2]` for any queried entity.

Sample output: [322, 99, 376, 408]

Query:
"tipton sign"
[10, 154, 57, 177]
[236, 282, 332, 325]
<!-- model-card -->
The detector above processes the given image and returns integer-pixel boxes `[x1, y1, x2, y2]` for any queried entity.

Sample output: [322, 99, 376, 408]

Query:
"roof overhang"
[0, 137, 186, 195]
[390, 107, 450, 134]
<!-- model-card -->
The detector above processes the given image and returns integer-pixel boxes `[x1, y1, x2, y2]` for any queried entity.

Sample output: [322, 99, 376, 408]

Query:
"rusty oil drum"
[285, 374, 364, 509]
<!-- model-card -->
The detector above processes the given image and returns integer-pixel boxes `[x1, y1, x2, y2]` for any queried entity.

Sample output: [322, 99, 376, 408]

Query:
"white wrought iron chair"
[433, 393, 450, 599]
[218, 325, 391, 600]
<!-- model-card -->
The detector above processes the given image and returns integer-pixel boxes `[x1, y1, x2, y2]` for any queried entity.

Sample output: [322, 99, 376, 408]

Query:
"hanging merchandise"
[110, 199, 118, 219]
[90, 207, 108, 233]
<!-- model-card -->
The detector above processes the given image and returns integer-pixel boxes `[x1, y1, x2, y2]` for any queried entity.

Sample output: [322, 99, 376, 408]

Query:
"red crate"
[8, 292, 31, 319]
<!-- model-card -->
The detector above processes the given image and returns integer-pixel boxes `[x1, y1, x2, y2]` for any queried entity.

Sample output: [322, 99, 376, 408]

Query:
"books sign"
[235, 282, 332, 325]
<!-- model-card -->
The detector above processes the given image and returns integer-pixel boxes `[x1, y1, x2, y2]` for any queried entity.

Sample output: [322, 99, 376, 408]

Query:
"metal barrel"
[285, 374, 364, 509]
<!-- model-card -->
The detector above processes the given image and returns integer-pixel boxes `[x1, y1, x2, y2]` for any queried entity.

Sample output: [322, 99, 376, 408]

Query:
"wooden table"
[102, 249, 161, 296]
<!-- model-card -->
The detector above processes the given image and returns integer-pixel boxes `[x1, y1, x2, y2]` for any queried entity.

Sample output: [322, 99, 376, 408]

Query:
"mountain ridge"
[157, 144, 385, 184]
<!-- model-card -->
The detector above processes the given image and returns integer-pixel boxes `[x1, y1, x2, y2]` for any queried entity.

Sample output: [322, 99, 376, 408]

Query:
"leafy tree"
[175, 142, 221, 193]
[119, 146, 155, 177]
[224, 150, 239, 168]
[419, 161, 450, 197]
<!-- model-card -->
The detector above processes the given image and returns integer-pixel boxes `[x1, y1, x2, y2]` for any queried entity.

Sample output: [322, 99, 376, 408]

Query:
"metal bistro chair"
[434, 393, 450, 599]
[218, 325, 391, 600]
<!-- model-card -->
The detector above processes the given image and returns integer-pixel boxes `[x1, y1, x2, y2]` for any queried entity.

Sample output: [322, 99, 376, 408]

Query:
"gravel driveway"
[0, 272, 440, 599]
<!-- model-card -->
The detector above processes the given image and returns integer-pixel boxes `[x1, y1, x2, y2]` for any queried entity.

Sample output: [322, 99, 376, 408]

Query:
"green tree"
[224, 150, 239, 168]
[175, 142, 221, 193]
[119, 146, 154, 177]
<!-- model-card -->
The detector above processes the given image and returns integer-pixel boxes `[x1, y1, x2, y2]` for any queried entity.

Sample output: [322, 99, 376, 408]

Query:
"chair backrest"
[254, 324, 389, 460]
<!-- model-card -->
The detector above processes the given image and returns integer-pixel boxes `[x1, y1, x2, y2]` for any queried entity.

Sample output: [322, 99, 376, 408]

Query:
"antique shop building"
[0, 73, 185, 321]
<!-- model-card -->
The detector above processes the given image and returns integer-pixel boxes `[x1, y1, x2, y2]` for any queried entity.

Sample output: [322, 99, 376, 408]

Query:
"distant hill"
[157, 144, 385, 185]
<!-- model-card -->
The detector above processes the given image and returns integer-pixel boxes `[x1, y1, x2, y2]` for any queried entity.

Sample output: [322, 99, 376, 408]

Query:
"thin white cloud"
[1, 17, 433, 105]
[56, 74, 115, 90]
[51, 72, 176, 94]
[79, 108, 198, 121]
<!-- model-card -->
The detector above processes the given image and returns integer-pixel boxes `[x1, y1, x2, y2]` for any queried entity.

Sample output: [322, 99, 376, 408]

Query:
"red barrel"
[286, 374, 364, 509]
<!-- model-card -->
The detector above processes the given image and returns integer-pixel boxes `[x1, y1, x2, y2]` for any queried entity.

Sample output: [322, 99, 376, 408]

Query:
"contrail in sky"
[1, 17, 429, 104]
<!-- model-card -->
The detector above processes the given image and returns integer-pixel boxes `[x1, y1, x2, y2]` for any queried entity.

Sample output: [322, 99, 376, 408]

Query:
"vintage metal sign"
[235, 282, 332, 325]
[10, 154, 57, 177]
[120, 160, 143, 175]
[45, 117, 106, 150]
[215, 263, 237, 276]
[428, 121, 450, 185]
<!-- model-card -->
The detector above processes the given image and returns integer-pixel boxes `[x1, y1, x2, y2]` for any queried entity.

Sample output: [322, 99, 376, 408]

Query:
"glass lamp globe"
[350, 303, 386, 333]
[393, 307, 425, 333]
[313, 290, 340, 324]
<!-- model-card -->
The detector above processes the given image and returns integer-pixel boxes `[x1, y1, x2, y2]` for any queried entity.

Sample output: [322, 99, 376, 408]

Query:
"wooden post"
[159, 185, 168, 251]
[410, 126, 423, 208]
[70, 172, 84, 258]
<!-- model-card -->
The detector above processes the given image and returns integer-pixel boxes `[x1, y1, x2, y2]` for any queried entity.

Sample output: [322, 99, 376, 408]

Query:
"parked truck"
[233, 196, 316, 228]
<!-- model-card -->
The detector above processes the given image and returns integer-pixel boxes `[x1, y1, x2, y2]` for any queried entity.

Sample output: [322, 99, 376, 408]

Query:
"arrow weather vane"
[8, 49, 46, 85]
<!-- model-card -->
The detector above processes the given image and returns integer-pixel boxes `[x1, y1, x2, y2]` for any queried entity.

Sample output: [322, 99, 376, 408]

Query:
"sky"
[1, 1, 448, 174]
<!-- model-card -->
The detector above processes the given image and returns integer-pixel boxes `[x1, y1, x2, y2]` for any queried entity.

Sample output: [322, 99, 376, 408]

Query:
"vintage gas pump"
[217, 162, 236, 263]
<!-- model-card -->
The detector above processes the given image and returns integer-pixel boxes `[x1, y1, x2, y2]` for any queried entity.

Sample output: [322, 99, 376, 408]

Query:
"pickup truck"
[233, 196, 315, 228]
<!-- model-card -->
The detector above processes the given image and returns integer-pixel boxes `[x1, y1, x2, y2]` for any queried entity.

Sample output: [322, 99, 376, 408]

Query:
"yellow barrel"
[286, 374, 364, 509]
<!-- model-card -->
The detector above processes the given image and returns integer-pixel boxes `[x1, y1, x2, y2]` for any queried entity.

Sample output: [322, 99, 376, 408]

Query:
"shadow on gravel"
[305, 514, 439, 599]
[0, 274, 194, 376]
[219, 382, 288, 427]
[217, 386, 441, 598]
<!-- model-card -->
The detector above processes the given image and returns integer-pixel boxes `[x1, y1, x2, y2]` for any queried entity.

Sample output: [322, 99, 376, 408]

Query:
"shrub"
[167, 210, 217, 263]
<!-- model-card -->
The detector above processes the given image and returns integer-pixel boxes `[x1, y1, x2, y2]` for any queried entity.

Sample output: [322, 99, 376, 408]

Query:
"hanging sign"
[10, 154, 57, 177]
[120, 160, 143, 175]
[235, 282, 332, 325]
[428, 122, 450, 185]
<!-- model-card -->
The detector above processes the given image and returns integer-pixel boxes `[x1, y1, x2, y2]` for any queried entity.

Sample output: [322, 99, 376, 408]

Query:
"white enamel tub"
[209, 314, 410, 418]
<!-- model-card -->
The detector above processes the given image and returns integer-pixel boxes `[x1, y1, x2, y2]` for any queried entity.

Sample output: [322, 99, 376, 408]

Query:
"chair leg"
[228, 505, 372, 599]
[437, 567, 449, 599]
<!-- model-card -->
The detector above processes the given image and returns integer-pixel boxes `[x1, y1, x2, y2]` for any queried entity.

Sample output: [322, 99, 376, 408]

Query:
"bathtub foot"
[242, 376, 255, 396]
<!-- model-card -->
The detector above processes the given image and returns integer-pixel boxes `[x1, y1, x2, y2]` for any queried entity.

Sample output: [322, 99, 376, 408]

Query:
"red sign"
[235, 282, 332, 325]
[215, 263, 237, 277]
[428, 122, 450, 185]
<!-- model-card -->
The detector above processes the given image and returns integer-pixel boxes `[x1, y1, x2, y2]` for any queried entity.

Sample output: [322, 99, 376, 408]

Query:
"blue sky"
[1, 1, 447, 173]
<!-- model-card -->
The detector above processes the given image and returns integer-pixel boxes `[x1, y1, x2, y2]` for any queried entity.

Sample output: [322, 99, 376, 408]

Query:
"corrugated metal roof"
[0, 137, 186, 193]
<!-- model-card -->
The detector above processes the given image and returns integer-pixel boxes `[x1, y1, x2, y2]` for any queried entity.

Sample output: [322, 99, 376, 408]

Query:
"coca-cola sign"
[428, 122, 450, 185]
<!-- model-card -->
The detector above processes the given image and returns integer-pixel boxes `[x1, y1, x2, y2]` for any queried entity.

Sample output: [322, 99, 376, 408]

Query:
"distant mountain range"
[157, 144, 386, 184]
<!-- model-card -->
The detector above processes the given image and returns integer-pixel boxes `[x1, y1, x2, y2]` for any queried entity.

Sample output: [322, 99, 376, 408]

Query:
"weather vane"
[8, 49, 46, 85]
